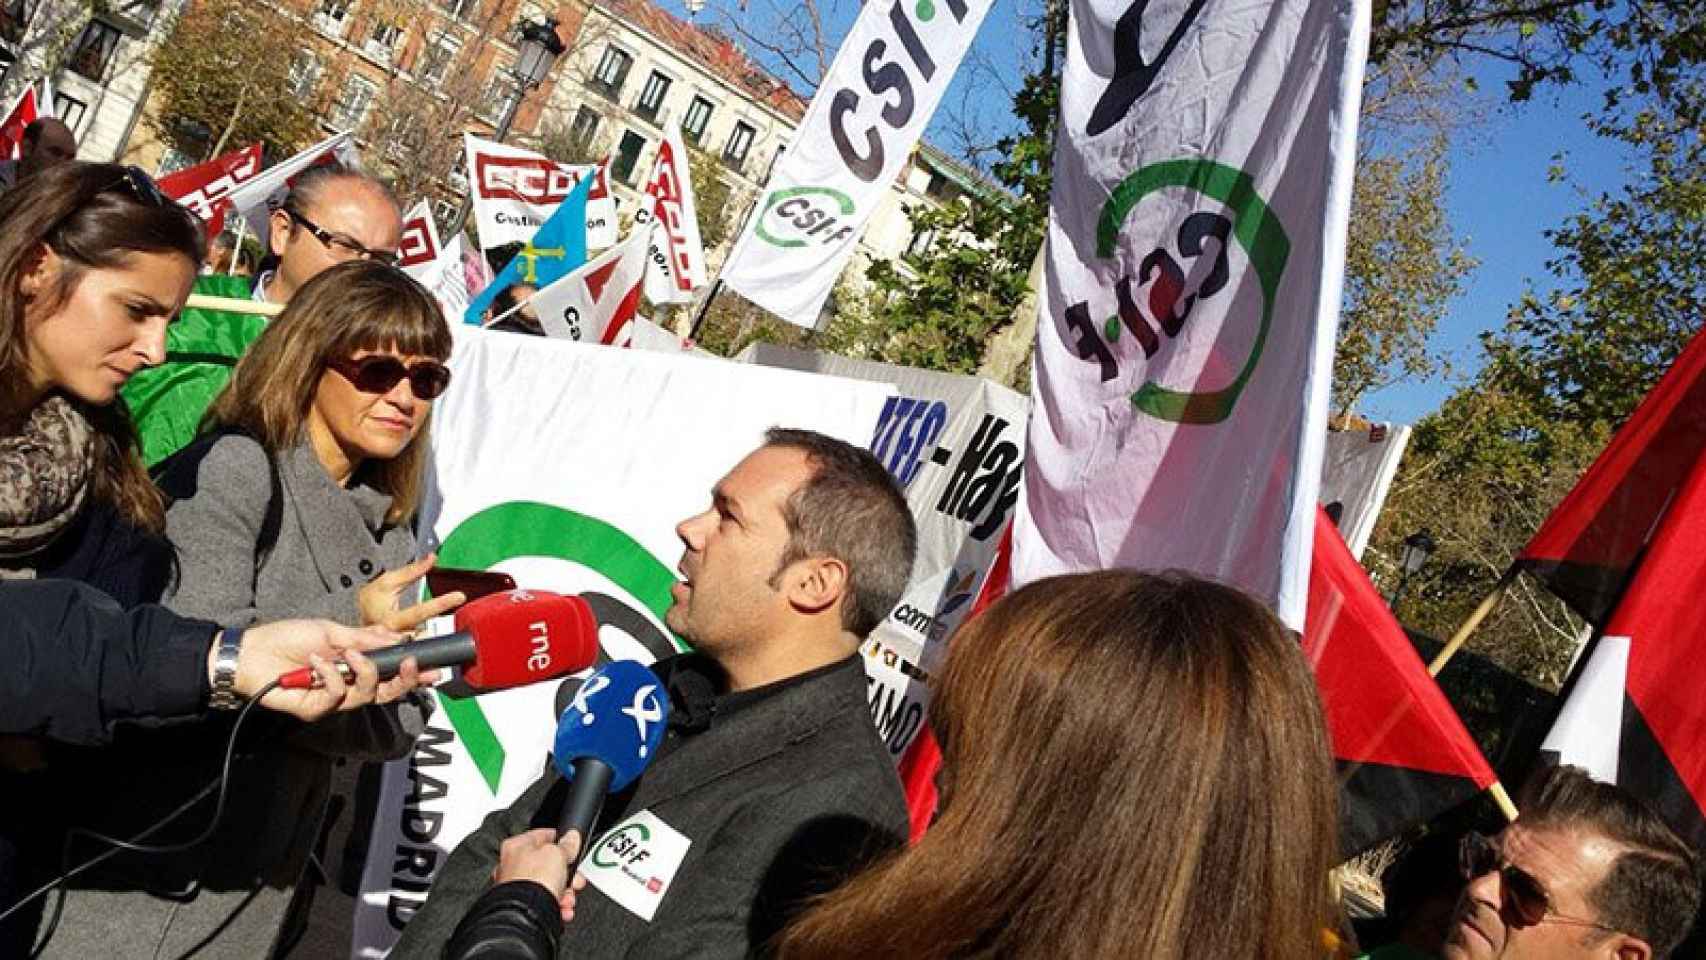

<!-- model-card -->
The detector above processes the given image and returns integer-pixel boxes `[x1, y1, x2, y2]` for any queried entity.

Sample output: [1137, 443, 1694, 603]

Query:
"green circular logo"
[754, 186, 856, 248]
[591, 822, 653, 868]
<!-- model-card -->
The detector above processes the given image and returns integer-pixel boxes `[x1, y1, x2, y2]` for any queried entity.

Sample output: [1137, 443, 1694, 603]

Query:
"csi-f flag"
[634, 119, 708, 306]
[1541, 453, 1706, 850]
[1306, 508, 1500, 855]
[1515, 326, 1706, 628]
[464, 173, 593, 325]
[716, 0, 995, 325]
[1011, 0, 1371, 628]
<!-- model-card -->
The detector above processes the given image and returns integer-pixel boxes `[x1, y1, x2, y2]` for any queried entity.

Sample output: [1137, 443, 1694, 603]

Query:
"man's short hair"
[280, 162, 398, 218]
[1519, 765, 1702, 957]
[762, 427, 916, 639]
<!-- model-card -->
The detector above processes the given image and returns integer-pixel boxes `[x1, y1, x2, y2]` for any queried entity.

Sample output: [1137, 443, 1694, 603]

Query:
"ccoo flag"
[1011, 0, 1371, 628]
[464, 173, 593, 325]
[716, 0, 994, 326]
[156, 144, 263, 237]
[0, 84, 39, 160]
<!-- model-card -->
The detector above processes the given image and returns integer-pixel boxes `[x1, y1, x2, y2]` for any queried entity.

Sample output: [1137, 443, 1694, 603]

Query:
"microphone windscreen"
[455, 589, 599, 691]
[553, 660, 669, 792]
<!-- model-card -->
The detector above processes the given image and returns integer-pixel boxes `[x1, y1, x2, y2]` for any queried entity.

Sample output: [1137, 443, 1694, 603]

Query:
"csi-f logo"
[591, 823, 653, 870]
[475, 154, 584, 204]
[1060, 158, 1288, 425]
[755, 187, 857, 249]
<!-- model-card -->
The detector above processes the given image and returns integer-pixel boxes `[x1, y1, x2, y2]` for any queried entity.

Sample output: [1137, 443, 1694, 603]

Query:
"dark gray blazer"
[391, 655, 909, 959]
[37, 435, 427, 959]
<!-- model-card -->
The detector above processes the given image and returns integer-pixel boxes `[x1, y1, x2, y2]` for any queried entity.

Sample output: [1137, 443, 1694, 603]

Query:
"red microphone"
[277, 589, 599, 690]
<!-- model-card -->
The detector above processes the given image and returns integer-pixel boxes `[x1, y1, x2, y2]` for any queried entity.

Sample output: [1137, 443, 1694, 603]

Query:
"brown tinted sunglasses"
[327, 355, 452, 400]
[1458, 831, 1621, 934]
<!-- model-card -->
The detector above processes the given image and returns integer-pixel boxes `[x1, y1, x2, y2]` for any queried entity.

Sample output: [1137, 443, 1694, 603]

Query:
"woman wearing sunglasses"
[33, 261, 461, 959]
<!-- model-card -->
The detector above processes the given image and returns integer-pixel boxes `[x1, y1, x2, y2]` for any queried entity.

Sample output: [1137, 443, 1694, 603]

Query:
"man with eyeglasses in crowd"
[1425, 765, 1701, 960]
[255, 162, 402, 303]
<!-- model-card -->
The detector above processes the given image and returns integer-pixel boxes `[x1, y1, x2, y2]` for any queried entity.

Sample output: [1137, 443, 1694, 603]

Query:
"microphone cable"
[0, 679, 282, 957]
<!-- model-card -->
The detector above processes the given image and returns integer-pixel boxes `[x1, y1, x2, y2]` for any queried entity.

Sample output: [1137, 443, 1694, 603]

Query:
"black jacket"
[0, 579, 212, 744]
[395, 653, 908, 960]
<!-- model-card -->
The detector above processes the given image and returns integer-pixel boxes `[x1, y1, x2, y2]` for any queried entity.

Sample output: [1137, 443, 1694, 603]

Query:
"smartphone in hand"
[425, 567, 518, 603]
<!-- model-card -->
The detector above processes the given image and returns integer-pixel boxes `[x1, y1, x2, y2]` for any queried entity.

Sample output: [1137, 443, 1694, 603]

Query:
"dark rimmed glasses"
[112, 165, 167, 206]
[1458, 831, 1622, 934]
[283, 207, 402, 266]
[326, 354, 452, 400]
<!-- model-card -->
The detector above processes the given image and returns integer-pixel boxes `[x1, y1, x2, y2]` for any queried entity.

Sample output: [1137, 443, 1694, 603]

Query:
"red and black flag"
[1540, 453, 1706, 850]
[1516, 327, 1706, 627]
[1305, 508, 1500, 855]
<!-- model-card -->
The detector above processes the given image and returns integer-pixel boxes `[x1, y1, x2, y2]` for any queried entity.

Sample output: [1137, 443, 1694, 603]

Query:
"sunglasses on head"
[1458, 831, 1621, 934]
[326, 354, 451, 400]
[112, 165, 167, 206]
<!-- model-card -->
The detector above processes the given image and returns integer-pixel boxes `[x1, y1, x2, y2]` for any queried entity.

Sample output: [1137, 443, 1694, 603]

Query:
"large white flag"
[351, 333, 892, 956]
[1013, 0, 1370, 628]
[716, 0, 994, 326]
[224, 131, 360, 241]
[529, 229, 650, 345]
[463, 135, 616, 250]
[633, 119, 707, 305]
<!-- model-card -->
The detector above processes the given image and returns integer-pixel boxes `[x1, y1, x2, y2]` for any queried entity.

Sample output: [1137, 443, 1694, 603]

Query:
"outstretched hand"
[358, 552, 467, 634]
[227, 619, 440, 720]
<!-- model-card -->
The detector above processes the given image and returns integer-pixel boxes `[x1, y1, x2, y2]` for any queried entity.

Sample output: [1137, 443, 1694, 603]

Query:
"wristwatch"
[209, 626, 245, 711]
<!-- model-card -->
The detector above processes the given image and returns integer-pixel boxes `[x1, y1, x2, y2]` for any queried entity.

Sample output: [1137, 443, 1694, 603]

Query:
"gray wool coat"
[390, 654, 909, 960]
[36, 435, 429, 960]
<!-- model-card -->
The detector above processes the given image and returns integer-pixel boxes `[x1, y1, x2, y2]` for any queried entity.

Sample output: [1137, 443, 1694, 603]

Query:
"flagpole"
[1488, 782, 1520, 823]
[184, 294, 282, 317]
[686, 278, 723, 341]
[227, 219, 248, 274]
[1426, 567, 1518, 676]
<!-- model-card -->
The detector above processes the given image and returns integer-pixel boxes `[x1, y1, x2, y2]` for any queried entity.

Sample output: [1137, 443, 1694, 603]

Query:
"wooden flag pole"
[1488, 781, 1520, 823]
[184, 294, 283, 317]
[1426, 567, 1518, 677]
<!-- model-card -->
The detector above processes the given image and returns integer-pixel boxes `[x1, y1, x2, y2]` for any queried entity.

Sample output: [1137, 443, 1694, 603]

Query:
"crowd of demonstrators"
[0, 118, 77, 195]
[205, 233, 256, 278]
[398, 429, 918, 958]
[31, 262, 461, 958]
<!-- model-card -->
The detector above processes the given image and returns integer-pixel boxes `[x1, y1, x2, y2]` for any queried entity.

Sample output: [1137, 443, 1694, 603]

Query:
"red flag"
[0, 86, 39, 161]
[156, 144, 263, 237]
[1540, 454, 1706, 849]
[1306, 507, 1497, 853]
[1516, 327, 1706, 627]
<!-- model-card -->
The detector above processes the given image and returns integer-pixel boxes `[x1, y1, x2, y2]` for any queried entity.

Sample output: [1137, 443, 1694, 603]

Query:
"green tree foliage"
[1372, 88, 1704, 687]
[687, 148, 734, 251]
[147, 0, 325, 162]
[1333, 135, 1475, 417]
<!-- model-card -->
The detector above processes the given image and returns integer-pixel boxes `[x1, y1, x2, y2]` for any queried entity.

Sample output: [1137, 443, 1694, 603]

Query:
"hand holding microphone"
[226, 619, 434, 721]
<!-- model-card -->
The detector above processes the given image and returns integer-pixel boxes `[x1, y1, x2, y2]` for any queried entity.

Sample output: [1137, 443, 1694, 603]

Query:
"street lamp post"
[1388, 528, 1438, 612]
[445, 16, 565, 238]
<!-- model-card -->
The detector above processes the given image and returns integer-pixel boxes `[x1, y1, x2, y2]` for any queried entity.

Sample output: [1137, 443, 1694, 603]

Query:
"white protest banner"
[633, 119, 707, 305]
[1013, 0, 1370, 629]
[1319, 422, 1411, 560]
[351, 332, 892, 957]
[717, 0, 994, 325]
[464, 134, 616, 250]
[223, 131, 360, 243]
[530, 229, 649, 345]
[398, 199, 443, 276]
[737, 344, 1027, 760]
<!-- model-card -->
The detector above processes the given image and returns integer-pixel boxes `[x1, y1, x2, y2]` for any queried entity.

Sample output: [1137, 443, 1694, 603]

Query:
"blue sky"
[664, 0, 1637, 425]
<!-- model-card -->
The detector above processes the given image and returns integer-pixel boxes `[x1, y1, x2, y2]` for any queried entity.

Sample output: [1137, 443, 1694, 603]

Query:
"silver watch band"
[209, 626, 245, 711]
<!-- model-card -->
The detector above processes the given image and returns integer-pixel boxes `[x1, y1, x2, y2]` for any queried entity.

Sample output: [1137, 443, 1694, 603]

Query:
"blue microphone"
[552, 660, 669, 848]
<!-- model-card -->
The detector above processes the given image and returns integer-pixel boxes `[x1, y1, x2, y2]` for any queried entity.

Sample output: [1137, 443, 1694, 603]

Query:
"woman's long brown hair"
[775, 570, 1341, 960]
[202, 260, 451, 525]
[0, 162, 206, 533]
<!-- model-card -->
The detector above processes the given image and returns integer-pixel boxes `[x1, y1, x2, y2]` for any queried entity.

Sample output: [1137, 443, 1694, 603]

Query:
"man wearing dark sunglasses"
[261, 163, 402, 304]
[1438, 765, 1699, 960]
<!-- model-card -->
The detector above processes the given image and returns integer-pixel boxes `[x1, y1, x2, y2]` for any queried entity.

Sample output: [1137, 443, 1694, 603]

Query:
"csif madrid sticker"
[1060, 158, 1289, 425]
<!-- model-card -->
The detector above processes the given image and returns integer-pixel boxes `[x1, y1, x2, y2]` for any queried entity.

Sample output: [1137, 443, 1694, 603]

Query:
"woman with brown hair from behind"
[776, 569, 1343, 960]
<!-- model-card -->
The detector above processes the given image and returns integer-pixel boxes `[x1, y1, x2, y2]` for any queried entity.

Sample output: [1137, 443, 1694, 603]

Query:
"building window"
[329, 74, 379, 129]
[682, 95, 713, 143]
[479, 64, 515, 122]
[569, 104, 599, 143]
[722, 120, 754, 170]
[286, 51, 321, 99]
[67, 18, 121, 81]
[634, 70, 670, 122]
[905, 225, 935, 259]
[440, 0, 477, 18]
[365, 21, 402, 61]
[53, 93, 85, 133]
[591, 45, 631, 100]
[613, 129, 644, 185]
[314, 0, 350, 36]
[419, 32, 459, 85]
[0, 0, 34, 44]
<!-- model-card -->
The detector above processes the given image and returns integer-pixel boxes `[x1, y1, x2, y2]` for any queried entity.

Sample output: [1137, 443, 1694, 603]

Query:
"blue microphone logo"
[555, 660, 669, 792]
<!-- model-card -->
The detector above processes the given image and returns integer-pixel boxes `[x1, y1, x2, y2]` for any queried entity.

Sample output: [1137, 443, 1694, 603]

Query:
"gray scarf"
[0, 393, 94, 574]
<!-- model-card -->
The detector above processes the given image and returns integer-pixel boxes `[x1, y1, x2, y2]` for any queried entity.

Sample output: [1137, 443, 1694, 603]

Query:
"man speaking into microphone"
[393, 429, 916, 958]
